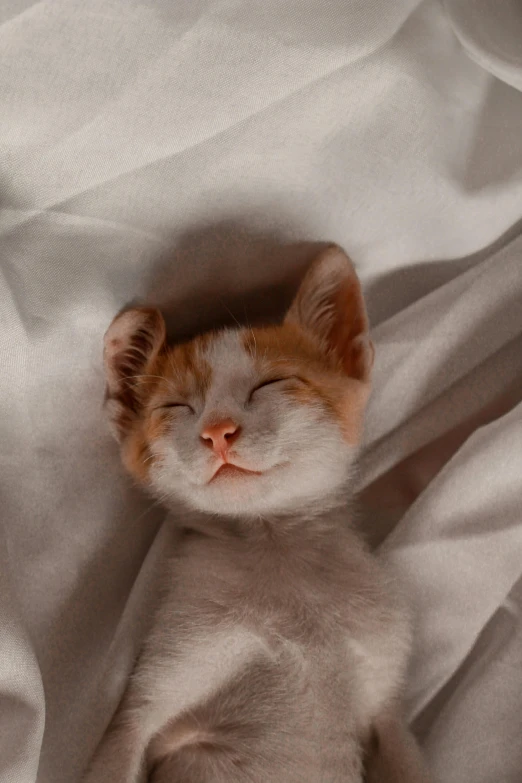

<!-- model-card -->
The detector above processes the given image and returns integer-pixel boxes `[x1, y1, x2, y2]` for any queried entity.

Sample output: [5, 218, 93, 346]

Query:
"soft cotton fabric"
[1, 2, 521, 781]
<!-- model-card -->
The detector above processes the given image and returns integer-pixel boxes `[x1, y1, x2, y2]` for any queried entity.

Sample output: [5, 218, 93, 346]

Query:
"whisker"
[249, 327, 258, 360]
[219, 298, 242, 330]
[122, 379, 163, 388]
[130, 497, 166, 527]
[240, 299, 258, 361]
[124, 374, 166, 382]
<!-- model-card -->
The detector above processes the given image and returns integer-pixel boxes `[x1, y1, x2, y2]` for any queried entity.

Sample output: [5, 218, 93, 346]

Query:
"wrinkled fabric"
[1, 2, 521, 782]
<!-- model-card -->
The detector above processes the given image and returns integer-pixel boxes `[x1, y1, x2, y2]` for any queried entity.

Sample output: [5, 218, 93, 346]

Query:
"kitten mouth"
[209, 464, 262, 483]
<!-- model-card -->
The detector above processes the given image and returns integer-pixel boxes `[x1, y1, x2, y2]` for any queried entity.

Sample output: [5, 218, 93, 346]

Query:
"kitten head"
[103, 245, 373, 517]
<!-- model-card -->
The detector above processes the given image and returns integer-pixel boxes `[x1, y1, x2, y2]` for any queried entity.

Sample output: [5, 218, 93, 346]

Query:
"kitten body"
[84, 246, 429, 782]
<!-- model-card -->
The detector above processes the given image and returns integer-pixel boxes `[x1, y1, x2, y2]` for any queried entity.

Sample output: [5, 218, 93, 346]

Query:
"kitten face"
[104, 246, 373, 517]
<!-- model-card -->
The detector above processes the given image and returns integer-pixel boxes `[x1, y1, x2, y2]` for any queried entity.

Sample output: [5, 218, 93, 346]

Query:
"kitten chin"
[83, 245, 430, 783]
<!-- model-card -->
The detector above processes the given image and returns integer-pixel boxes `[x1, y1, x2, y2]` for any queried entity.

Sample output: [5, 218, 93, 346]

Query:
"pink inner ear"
[104, 308, 166, 376]
[329, 282, 372, 382]
[285, 245, 373, 382]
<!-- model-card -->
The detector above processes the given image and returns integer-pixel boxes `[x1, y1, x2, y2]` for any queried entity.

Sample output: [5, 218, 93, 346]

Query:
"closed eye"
[154, 402, 194, 413]
[249, 376, 300, 401]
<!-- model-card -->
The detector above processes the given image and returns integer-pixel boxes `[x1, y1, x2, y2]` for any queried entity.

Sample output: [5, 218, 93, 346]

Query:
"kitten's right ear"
[285, 245, 373, 382]
[103, 307, 166, 441]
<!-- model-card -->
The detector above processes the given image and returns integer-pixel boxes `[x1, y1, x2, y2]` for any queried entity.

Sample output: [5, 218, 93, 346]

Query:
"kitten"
[84, 245, 429, 783]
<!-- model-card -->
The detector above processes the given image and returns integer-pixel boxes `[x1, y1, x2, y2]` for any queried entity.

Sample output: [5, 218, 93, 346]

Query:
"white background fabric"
[1, 1, 521, 781]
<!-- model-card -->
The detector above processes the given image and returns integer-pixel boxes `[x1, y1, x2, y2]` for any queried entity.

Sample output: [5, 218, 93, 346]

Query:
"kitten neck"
[178, 485, 355, 543]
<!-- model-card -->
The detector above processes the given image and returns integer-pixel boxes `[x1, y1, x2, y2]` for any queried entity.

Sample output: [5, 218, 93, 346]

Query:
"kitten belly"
[147, 639, 364, 783]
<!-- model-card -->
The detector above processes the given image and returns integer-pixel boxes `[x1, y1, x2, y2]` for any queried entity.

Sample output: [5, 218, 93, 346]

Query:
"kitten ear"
[103, 307, 166, 440]
[285, 245, 374, 381]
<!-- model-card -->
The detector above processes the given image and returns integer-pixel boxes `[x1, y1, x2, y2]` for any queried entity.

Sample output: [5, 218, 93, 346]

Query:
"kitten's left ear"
[285, 245, 374, 381]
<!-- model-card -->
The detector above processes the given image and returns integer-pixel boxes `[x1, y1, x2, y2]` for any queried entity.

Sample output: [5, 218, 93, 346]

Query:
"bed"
[1, 1, 521, 781]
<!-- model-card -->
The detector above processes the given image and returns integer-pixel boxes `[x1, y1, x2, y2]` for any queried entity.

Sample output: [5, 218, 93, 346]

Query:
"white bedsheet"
[1, 1, 521, 781]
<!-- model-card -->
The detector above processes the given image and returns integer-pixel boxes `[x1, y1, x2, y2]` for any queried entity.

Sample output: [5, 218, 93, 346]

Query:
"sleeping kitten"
[84, 245, 429, 783]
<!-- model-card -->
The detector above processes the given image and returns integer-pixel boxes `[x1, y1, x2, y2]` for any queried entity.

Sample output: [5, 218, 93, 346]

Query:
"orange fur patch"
[243, 323, 369, 445]
[152, 333, 213, 404]
[122, 427, 152, 483]
[118, 334, 214, 483]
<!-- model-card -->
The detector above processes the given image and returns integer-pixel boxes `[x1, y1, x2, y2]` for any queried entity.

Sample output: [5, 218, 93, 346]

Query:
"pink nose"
[200, 419, 240, 453]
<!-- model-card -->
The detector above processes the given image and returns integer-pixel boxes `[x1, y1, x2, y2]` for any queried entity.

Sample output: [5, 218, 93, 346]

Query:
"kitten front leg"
[83, 625, 264, 783]
[364, 712, 430, 783]
[83, 688, 147, 783]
